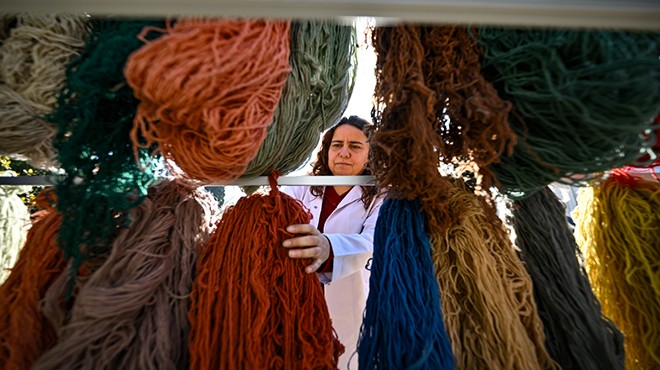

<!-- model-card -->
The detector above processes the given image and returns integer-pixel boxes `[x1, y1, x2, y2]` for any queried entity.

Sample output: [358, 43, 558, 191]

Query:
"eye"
[331, 143, 342, 149]
[350, 144, 363, 150]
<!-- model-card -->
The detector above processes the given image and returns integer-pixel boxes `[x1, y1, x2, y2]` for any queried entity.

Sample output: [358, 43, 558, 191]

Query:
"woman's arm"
[283, 194, 384, 283]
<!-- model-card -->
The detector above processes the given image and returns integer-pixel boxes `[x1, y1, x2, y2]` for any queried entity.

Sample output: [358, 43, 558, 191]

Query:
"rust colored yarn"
[188, 178, 343, 369]
[430, 181, 555, 370]
[126, 19, 291, 183]
[420, 26, 516, 189]
[0, 190, 66, 370]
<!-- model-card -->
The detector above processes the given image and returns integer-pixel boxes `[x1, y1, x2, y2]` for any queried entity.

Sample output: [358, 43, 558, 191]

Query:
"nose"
[339, 146, 351, 157]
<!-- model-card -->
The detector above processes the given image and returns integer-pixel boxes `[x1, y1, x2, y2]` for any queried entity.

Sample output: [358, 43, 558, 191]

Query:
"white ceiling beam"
[3, 0, 659, 30]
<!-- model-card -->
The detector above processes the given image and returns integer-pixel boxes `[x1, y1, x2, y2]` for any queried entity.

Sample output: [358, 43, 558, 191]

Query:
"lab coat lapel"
[307, 192, 323, 228]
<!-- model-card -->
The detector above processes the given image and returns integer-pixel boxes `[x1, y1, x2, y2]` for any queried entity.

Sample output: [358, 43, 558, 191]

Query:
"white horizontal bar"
[2, 0, 659, 30]
[224, 175, 375, 186]
[0, 175, 376, 186]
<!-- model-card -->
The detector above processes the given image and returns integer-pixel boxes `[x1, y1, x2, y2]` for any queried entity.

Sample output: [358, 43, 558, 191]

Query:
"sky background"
[343, 18, 376, 123]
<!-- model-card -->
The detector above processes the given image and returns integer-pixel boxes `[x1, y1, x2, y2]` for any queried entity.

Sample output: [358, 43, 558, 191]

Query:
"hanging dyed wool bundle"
[429, 180, 554, 370]
[0, 174, 31, 284]
[0, 189, 66, 370]
[31, 179, 219, 370]
[360, 25, 462, 369]
[241, 20, 356, 180]
[358, 198, 455, 369]
[369, 25, 453, 233]
[574, 170, 660, 369]
[0, 14, 88, 168]
[126, 19, 291, 183]
[188, 177, 342, 369]
[50, 19, 165, 284]
[477, 28, 660, 196]
[510, 186, 625, 370]
[419, 26, 516, 189]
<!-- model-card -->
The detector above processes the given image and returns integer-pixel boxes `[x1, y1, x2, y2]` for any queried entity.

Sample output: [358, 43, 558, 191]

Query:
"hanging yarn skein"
[0, 14, 88, 168]
[188, 175, 343, 370]
[370, 24, 552, 370]
[477, 28, 660, 197]
[574, 170, 660, 369]
[430, 180, 554, 370]
[510, 186, 625, 370]
[31, 179, 219, 370]
[50, 19, 165, 285]
[369, 25, 454, 234]
[419, 25, 517, 190]
[370, 25, 517, 200]
[0, 189, 66, 370]
[126, 19, 291, 183]
[0, 172, 31, 284]
[358, 198, 455, 370]
[241, 20, 356, 181]
[365, 26, 457, 368]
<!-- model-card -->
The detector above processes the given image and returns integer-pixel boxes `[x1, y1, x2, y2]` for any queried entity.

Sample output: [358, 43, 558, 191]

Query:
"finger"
[282, 235, 323, 248]
[288, 246, 321, 259]
[286, 224, 320, 235]
[305, 259, 323, 274]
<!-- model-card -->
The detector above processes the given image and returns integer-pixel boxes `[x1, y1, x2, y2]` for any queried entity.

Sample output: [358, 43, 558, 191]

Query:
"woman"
[282, 115, 384, 369]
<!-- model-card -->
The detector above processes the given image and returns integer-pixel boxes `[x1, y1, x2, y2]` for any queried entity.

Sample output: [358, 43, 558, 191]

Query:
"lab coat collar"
[334, 186, 363, 212]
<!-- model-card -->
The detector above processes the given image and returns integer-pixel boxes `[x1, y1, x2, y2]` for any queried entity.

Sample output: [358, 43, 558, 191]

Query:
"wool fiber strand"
[0, 190, 65, 370]
[0, 13, 88, 168]
[430, 182, 554, 370]
[511, 186, 625, 370]
[188, 183, 342, 370]
[32, 179, 220, 370]
[358, 198, 455, 370]
[574, 171, 660, 369]
[126, 19, 291, 183]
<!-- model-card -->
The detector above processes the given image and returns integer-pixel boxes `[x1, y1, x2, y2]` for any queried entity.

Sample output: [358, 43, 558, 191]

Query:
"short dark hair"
[310, 116, 377, 209]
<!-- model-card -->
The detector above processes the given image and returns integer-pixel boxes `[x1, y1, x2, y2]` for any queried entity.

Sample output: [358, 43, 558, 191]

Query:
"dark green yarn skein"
[477, 28, 660, 197]
[49, 19, 166, 288]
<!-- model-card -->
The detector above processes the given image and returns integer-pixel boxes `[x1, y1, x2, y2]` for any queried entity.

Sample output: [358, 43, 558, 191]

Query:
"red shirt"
[317, 186, 350, 273]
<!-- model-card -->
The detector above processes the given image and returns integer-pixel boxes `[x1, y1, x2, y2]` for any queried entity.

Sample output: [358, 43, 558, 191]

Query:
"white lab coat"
[282, 185, 384, 370]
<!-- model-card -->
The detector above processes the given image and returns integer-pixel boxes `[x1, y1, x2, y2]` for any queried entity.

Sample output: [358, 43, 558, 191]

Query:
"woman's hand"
[283, 224, 331, 273]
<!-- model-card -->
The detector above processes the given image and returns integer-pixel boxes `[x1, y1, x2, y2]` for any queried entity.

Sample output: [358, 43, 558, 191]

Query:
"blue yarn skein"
[357, 198, 455, 369]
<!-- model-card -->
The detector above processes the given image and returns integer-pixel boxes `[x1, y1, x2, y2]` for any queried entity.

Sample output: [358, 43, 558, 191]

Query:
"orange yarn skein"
[125, 19, 291, 183]
[0, 190, 66, 370]
[188, 177, 343, 369]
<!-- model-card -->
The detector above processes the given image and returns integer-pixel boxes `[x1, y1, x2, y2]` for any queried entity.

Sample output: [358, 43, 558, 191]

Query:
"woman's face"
[328, 124, 370, 176]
